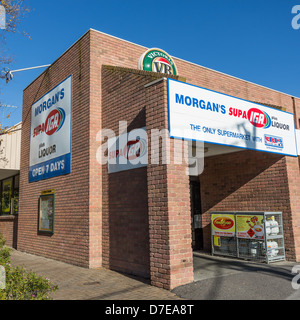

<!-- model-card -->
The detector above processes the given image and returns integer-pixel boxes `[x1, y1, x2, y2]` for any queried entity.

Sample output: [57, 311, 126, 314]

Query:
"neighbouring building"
[0, 122, 21, 248]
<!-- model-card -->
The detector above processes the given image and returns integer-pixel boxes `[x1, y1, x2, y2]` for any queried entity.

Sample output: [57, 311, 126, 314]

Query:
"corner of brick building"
[16, 28, 300, 287]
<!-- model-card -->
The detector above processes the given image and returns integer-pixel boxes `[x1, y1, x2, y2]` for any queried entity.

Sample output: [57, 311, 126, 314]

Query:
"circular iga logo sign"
[138, 48, 178, 75]
[124, 138, 147, 161]
[247, 108, 271, 129]
[45, 108, 66, 135]
[33, 108, 66, 138]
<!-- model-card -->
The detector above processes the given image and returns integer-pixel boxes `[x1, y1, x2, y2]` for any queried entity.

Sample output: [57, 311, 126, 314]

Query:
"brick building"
[2, 29, 300, 290]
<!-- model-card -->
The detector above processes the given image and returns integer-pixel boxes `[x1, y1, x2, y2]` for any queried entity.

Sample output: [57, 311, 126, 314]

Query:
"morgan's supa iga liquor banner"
[29, 75, 72, 182]
[168, 79, 298, 157]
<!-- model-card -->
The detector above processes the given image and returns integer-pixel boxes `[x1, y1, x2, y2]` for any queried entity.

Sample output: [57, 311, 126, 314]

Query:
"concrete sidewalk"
[9, 249, 300, 300]
[10, 249, 181, 300]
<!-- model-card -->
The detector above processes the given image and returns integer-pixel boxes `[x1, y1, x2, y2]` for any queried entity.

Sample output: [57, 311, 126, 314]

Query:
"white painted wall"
[0, 122, 21, 170]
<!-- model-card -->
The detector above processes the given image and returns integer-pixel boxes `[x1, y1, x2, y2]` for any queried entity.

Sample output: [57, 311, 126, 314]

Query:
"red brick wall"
[285, 156, 300, 261]
[101, 66, 162, 278]
[174, 58, 298, 114]
[19, 32, 91, 267]
[101, 66, 193, 288]
[88, 29, 299, 117]
[88, 30, 148, 268]
[105, 167, 150, 278]
[0, 216, 18, 248]
[145, 79, 194, 289]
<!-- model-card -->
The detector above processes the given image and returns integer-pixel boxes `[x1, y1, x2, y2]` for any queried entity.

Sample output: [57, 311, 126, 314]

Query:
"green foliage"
[0, 233, 10, 265]
[0, 233, 58, 300]
[0, 266, 58, 300]
[0, 232, 6, 248]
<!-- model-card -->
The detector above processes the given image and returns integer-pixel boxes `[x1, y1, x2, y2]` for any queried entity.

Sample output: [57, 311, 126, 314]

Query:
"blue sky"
[1, 0, 300, 127]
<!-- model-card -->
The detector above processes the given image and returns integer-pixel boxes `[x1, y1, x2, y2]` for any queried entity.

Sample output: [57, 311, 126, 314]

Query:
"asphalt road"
[172, 253, 300, 300]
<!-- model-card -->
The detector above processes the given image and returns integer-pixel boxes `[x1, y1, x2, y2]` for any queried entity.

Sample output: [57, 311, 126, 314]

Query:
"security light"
[5, 70, 13, 83]
[0, 65, 51, 84]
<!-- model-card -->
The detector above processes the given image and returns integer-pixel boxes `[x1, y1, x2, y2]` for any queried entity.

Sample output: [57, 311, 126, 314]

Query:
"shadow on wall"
[107, 107, 151, 279]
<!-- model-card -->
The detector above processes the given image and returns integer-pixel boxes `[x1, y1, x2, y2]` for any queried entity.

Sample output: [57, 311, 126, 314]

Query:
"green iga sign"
[138, 48, 178, 75]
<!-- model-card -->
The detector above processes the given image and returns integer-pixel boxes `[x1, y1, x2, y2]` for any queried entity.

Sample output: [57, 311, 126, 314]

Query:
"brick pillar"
[146, 79, 193, 290]
[89, 36, 103, 268]
[285, 155, 300, 262]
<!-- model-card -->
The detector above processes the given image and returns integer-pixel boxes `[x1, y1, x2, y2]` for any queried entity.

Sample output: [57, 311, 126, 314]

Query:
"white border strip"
[296, 129, 300, 155]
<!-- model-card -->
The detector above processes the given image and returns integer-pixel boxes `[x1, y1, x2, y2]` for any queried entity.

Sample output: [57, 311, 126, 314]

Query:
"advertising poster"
[39, 194, 54, 233]
[211, 214, 235, 237]
[168, 79, 297, 157]
[236, 215, 264, 239]
[2, 179, 11, 213]
[29, 75, 72, 182]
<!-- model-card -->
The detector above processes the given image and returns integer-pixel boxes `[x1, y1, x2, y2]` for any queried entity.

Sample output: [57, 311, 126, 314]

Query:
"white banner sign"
[297, 129, 300, 155]
[29, 75, 72, 182]
[168, 79, 298, 157]
[108, 127, 147, 173]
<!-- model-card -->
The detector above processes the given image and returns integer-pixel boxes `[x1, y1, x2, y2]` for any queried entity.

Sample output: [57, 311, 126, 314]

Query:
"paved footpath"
[10, 249, 181, 300]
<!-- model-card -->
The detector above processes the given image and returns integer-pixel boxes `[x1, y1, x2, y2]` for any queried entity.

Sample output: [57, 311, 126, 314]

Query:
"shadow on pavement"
[172, 252, 298, 300]
[193, 252, 295, 281]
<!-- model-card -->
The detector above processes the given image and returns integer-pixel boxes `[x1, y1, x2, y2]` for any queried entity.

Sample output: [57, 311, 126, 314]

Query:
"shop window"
[13, 175, 19, 215]
[2, 178, 12, 214]
[0, 175, 19, 215]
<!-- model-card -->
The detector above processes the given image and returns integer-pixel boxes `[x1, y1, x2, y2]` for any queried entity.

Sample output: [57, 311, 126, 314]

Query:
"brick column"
[285, 155, 300, 261]
[146, 79, 193, 290]
[284, 97, 300, 262]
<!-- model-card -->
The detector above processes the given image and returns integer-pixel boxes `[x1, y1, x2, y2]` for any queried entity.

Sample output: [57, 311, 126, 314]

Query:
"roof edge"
[23, 29, 92, 92]
[24, 28, 300, 100]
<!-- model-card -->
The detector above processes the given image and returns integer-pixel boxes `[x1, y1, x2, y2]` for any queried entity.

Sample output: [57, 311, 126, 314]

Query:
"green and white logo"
[138, 48, 178, 75]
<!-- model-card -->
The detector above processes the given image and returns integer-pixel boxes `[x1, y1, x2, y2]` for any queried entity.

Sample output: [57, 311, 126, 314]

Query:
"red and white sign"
[29, 75, 72, 182]
[168, 79, 298, 157]
[108, 127, 147, 173]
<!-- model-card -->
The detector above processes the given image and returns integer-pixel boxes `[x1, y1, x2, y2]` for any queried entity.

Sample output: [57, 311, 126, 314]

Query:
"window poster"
[38, 194, 54, 233]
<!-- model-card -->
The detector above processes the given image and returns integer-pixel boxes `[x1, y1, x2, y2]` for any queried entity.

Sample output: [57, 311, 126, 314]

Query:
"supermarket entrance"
[190, 140, 290, 264]
[189, 142, 245, 253]
[190, 178, 203, 250]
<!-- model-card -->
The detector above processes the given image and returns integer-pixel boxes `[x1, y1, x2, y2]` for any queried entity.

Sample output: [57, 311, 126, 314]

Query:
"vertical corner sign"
[29, 75, 72, 182]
